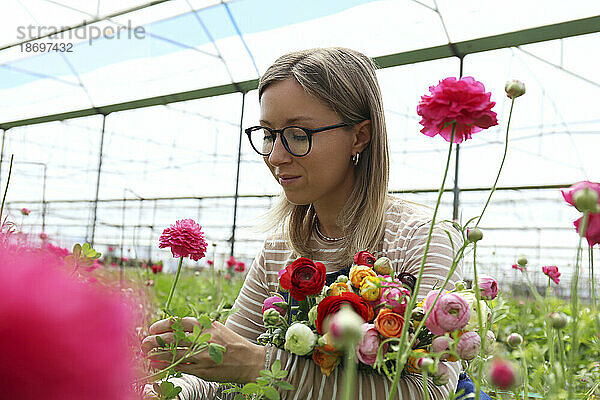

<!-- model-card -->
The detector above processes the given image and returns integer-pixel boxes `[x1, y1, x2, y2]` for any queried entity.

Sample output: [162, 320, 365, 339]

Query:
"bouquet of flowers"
[257, 249, 499, 385]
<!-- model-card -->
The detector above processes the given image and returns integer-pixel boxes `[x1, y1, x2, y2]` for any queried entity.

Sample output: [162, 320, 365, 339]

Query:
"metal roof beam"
[2, 15, 599, 130]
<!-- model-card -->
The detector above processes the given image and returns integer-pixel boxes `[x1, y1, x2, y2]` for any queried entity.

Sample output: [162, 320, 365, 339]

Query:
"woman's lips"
[279, 176, 301, 186]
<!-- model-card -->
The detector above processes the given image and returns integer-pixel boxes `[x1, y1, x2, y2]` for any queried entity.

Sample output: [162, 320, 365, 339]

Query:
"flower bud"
[505, 80, 526, 99]
[454, 281, 467, 291]
[487, 358, 519, 390]
[373, 257, 393, 275]
[432, 362, 450, 386]
[329, 306, 364, 347]
[467, 228, 483, 242]
[516, 255, 528, 267]
[548, 311, 567, 329]
[411, 307, 425, 321]
[417, 357, 435, 373]
[484, 330, 496, 354]
[336, 275, 349, 283]
[272, 328, 285, 347]
[507, 332, 523, 348]
[263, 308, 282, 327]
[457, 331, 481, 361]
[573, 187, 600, 213]
[308, 305, 318, 326]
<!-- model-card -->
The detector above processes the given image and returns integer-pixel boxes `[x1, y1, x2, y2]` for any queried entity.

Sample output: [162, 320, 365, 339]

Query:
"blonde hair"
[257, 47, 390, 265]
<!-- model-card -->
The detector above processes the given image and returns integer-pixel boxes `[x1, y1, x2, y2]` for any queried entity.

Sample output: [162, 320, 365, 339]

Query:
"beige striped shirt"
[169, 196, 463, 400]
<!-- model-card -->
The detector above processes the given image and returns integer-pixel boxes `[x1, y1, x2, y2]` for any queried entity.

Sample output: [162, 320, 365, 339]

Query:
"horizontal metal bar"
[1, 15, 599, 130]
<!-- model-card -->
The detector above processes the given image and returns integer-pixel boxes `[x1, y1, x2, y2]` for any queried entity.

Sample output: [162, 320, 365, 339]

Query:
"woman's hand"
[141, 317, 267, 384]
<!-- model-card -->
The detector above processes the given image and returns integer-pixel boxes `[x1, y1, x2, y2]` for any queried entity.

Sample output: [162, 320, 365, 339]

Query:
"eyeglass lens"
[249, 127, 309, 156]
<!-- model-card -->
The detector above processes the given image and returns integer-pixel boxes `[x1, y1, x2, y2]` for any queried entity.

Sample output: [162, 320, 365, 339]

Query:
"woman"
[143, 47, 462, 399]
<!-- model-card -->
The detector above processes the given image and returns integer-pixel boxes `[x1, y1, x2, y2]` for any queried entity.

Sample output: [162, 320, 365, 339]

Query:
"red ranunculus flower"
[227, 256, 237, 267]
[278, 257, 326, 302]
[353, 250, 376, 267]
[159, 219, 208, 261]
[315, 292, 373, 335]
[417, 76, 498, 143]
[234, 261, 245, 272]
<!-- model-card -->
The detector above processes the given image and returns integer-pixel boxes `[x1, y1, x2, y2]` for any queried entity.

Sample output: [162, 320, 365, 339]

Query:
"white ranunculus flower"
[456, 290, 491, 330]
[284, 323, 317, 356]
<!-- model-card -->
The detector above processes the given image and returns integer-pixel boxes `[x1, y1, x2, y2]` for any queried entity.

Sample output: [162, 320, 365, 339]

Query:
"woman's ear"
[352, 119, 372, 153]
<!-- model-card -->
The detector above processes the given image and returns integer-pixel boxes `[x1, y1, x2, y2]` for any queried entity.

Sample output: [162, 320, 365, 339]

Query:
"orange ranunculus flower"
[360, 275, 381, 302]
[374, 308, 404, 337]
[349, 265, 377, 288]
[329, 282, 352, 296]
[405, 349, 428, 373]
[312, 344, 343, 376]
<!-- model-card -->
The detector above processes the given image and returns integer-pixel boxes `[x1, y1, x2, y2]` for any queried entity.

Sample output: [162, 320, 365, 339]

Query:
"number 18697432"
[20, 42, 73, 52]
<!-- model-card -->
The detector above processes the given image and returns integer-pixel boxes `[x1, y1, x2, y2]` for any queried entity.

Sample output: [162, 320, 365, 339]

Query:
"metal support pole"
[42, 164, 47, 232]
[90, 114, 107, 247]
[0, 129, 5, 186]
[452, 56, 465, 221]
[230, 92, 246, 257]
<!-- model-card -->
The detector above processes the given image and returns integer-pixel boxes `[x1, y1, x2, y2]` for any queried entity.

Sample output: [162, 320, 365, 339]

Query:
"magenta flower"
[0, 248, 139, 399]
[417, 76, 498, 143]
[262, 295, 286, 317]
[43, 242, 70, 260]
[379, 285, 410, 314]
[542, 265, 561, 285]
[20, 208, 30, 216]
[512, 264, 525, 272]
[227, 256, 237, 267]
[478, 275, 498, 300]
[234, 261, 246, 272]
[424, 290, 471, 335]
[488, 358, 518, 390]
[562, 181, 600, 246]
[39, 232, 48, 240]
[159, 219, 208, 261]
[356, 323, 387, 366]
[207, 260, 214, 266]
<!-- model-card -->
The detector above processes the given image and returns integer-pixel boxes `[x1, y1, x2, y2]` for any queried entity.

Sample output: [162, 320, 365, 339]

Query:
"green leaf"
[155, 336, 166, 348]
[208, 343, 224, 364]
[198, 314, 212, 330]
[241, 383, 261, 395]
[262, 386, 280, 400]
[256, 377, 270, 385]
[274, 381, 294, 391]
[271, 359, 281, 374]
[193, 324, 201, 337]
[72, 244, 81, 257]
[259, 370, 273, 379]
[274, 370, 287, 379]
[234, 394, 246, 400]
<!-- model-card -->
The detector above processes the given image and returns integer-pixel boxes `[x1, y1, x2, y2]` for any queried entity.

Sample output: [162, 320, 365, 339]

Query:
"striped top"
[168, 196, 463, 400]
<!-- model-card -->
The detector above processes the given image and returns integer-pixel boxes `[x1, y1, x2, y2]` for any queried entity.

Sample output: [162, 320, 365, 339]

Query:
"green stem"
[0, 154, 14, 223]
[422, 371, 430, 400]
[472, 243, 485, 400]
[475, 99, 514, 228]
[556, 329, 567, 389]
[519, 345, 529, 400]
[590, 245, 600, 334]
[164, 256, 184, 315]
[387, 125, 456, 400]
[341, 348, 357, 400]
[568, 211, 588, 397]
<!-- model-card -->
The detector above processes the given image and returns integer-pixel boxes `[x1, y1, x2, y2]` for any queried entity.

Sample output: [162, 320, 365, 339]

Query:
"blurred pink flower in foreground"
[159, 219, 207, 261]
[561, 181, 600, 247]
[417, 76, 498, 143]
[542, 265, 561, 285]
[0, 247, 138, 399]
[488, 358, 519, 390]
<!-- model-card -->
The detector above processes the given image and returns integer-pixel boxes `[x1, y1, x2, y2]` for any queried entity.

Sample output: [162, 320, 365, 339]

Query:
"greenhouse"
[1, 1, 599, 399]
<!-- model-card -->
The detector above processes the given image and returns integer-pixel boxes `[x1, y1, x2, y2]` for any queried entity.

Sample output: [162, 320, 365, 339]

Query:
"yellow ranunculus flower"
[360, 275, 381, 301]
[349, 264, 377, 288]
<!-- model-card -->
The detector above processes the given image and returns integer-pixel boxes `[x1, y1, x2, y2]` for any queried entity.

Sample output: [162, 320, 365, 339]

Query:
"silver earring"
[352, 152, 360, 166]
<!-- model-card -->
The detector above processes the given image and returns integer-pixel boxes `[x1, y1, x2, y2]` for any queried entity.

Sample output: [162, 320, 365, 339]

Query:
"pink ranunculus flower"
[380, 285, 410, 315]
[20, 208, 31, 216]
[234, 261, 246, 272]
[488, 358, 519, 390]
[159, 219, 208, 261]
[457, 331, 481, 361]
[43, 243, 70, 260]
[424, 290, 470, 335]
[417, 76, 498, 143]
[562, 181, 600, 246]
[0, 247, 139, 399]
[542, 265, 561, 285]
[356, 323, 387, 366]
[478, 275, 498, 300]
[262, 295, 286, 317]
[512, 264, 525, 272]
[227, 256, 237, 267]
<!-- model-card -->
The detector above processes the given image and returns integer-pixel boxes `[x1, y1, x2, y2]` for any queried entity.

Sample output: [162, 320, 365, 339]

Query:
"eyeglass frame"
[244, 122, 352, 157]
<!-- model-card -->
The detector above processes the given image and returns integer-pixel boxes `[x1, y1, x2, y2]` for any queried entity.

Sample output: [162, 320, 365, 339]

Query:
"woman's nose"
[267, 134, 292, 166]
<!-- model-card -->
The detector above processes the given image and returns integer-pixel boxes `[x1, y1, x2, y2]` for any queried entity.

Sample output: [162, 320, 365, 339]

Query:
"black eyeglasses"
[245, 122, 351, 157]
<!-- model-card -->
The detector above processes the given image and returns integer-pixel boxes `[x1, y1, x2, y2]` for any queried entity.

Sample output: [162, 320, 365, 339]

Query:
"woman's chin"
[282, 190, 312, 206]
